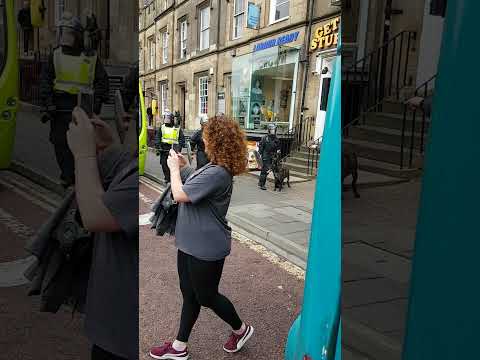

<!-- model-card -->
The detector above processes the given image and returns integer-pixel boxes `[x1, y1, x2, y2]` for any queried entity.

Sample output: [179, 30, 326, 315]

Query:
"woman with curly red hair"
[149, 116, 253, 360]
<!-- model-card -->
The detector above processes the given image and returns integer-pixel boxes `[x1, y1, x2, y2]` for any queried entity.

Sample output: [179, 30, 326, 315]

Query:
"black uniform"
[39, 48, 109, 185]
[154, 125, 185, 183]
[17, 7, 32, 54]
[190, 128, 209, 169]
[258, 134, 280, 187]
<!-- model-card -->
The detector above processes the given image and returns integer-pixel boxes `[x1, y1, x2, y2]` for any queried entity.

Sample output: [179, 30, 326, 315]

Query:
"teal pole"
[285, 34, 341, 360]
[403, 1, 480, 359]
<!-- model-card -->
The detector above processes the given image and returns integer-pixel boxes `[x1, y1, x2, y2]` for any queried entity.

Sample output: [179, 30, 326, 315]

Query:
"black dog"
[272, 150, 291, 192]
[342, 144, 360, 198]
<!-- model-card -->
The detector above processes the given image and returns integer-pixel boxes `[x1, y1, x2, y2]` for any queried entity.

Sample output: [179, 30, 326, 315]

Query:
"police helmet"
[57, 12, 84, 48]
[58, 12, 84, 33]
[267, 123, 277, 135]
[200, 115, 208, 126]
[164, 110, 174, 124]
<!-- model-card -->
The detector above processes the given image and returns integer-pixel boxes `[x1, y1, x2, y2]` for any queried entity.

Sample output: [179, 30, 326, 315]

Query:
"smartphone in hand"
[78, 89, 94, 119]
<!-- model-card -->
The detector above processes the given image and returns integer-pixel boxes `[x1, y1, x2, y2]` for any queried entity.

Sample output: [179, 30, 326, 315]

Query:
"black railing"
[343, 30, 417, 133]
[400, 75, 436, 169]
[305, 138, 321, 176]
[290, 116, 315, 152]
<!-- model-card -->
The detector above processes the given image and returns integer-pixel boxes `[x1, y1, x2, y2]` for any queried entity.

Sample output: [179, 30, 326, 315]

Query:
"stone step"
[364, 112, 430, 132]
[358, 157, 422, 179]
[289, 169, 316, 180]
[285, 155, 320, 167]
[348, 124, 429, 151]
[382, 100, 407, 114]
[284, 159, 318, 176]
[288, 149, 314, 159]
[343, 138, 423, 167]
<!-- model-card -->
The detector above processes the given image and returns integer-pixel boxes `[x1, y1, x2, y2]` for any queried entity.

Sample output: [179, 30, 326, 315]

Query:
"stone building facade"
[139, 0, 341, 140]
[15, 0, 138, 66]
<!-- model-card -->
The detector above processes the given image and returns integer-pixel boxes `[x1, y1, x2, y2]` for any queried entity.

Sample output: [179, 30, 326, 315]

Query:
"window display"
[231, 45, 299, 134]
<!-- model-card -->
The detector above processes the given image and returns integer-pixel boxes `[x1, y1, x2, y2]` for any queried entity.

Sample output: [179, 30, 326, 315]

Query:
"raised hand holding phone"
[78, 89, 95, 119]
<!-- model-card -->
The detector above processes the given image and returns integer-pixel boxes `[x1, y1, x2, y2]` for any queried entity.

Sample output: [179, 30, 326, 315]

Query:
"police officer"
[190, 116, 209, 170]
[258, 123, 280, 190]
[39, 12, 109, 187]
[154, 110, 185, 183]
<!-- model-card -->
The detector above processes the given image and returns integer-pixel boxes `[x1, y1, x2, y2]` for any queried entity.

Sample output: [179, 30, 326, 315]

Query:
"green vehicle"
[0, 0, 19, 169]
[138, 82, 147, 175]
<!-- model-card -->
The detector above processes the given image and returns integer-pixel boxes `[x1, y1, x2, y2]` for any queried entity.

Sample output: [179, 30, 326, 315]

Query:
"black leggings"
[177, 250, 243, 342]
[91, 345, 127, 360]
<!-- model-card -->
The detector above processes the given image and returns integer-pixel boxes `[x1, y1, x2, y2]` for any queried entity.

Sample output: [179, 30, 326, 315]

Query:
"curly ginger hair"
[203, 116, 248, 176]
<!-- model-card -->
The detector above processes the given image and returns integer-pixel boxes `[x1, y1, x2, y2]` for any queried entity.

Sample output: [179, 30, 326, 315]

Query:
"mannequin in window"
[251, 79, 263, 95]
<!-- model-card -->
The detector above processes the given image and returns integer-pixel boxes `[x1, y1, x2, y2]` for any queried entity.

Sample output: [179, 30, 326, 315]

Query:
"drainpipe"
[298, 0, 315, 142]
[215, 0, 221, 116]
[377, 0, 393, 106]
[106, 0, 110, 60]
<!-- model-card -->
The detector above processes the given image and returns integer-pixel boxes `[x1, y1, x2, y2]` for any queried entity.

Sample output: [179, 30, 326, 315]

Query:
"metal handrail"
[400, 74, 437, 169]
[343, 30, 417, 132]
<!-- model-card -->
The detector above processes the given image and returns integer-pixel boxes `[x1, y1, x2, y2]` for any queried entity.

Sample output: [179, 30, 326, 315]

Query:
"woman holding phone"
[149, 116, 253, 360]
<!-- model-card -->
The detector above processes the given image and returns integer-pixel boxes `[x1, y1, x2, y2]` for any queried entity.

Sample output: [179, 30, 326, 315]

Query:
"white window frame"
[269, 0, 290, 24]
[162, 31, 168, 64]
[149, 37, 155, 70]
[233, 0, 245, 39]
[180, 20, 188, 59]
[199, 7, 210, 51]
[198, 76, 209, 116]
[160, 82, 168, 115]
[55, 0, 65, 26]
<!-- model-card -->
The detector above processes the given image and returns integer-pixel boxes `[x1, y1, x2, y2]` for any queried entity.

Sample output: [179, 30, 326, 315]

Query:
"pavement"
[8, 105, 422, 359]
[139, 181, 307, 360]
[0, 170, 90, 359]
[145, 146, 420, 360]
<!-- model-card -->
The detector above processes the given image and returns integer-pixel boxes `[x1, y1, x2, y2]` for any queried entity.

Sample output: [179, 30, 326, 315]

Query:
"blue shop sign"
[253, 31, 300, 52]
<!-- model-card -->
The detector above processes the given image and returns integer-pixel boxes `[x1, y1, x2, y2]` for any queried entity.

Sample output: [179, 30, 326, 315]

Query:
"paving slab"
[343, 243, 412, 284]
[234, 213, 282, 227]
[284, 231, 311, 246]
[273, 206, 312, 224]
[263, 221, 311, 235]
[343, 298, 408, 337]
[343, 278, 409, 309]
[342, 263, 382, 282]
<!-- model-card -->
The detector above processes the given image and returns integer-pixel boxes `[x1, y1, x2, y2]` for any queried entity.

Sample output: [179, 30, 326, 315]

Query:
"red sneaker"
[223, 325, 254, 353]
[149, 342, 189, 360]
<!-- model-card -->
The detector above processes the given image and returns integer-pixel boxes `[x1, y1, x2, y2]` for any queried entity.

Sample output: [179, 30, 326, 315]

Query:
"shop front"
[311, 16, 340, 142]
[231, 31, 302, 140]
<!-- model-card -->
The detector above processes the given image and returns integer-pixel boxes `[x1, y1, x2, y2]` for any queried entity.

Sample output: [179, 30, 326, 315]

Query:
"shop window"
[270, 0, 289, 23]
[233, 0, 245, 39]
[199, 76, 209, 115]
[160, 82, 168, 115]
[161, 30, 168, 64]
[199, 6, 210, 51]
[180, 20, 188, 59]
[231, 46, 299, 133]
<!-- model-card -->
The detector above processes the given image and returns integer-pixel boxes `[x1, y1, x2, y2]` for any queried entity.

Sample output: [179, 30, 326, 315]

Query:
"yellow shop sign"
[310, 17, 340, 52]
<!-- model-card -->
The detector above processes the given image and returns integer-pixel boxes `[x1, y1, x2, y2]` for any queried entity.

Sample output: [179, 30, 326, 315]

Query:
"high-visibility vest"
[53, 48, 97, 94]
[151, 100, 158, 115]
[31, 0, 46, 27]
[161, 125, 180, 145]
